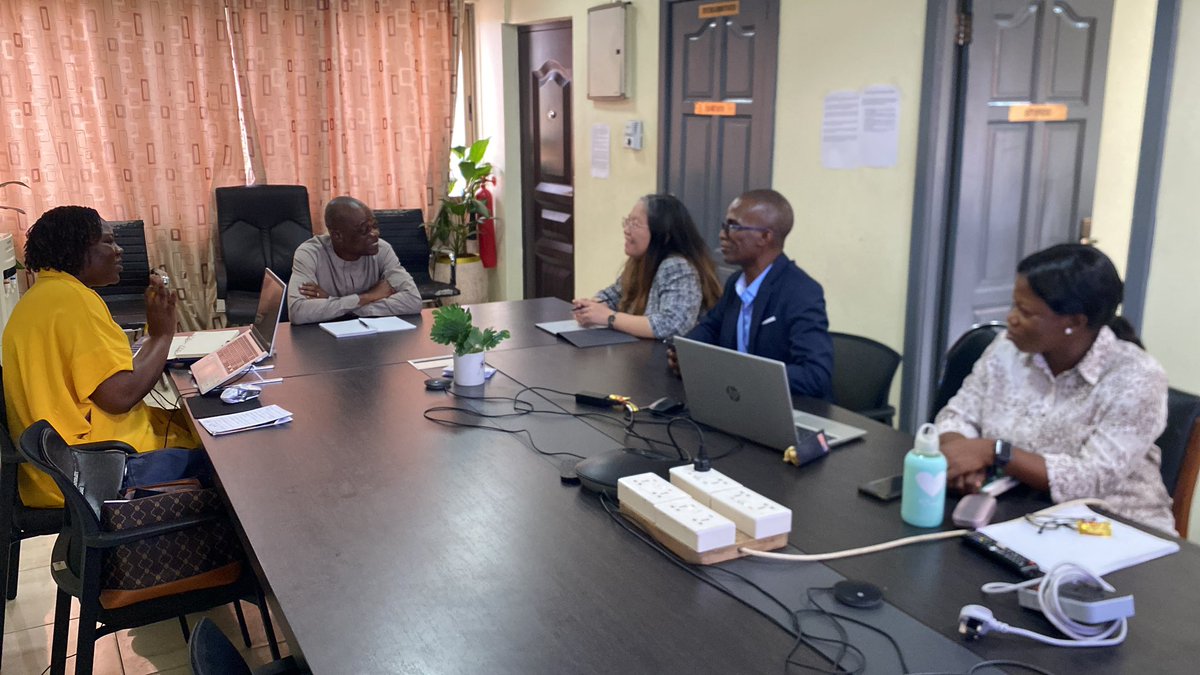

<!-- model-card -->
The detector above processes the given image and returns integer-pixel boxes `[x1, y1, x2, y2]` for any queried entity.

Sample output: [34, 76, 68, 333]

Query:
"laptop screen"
[251, 269, 286, 355]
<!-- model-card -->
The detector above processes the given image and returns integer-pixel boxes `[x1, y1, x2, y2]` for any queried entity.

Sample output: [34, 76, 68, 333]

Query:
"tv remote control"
[963, 531, 1042, 578]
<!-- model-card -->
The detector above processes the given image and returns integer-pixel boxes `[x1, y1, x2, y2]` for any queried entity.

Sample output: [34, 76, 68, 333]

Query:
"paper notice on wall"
[861, 85, 901, 168]
[821, 85, 902, 170]
[821, 90, 861, 170]
[591, 124, 611, 179]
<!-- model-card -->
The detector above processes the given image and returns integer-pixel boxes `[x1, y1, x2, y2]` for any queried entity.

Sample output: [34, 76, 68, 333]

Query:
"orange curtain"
[0, 1, 248, 329]
[229, 0, 460, 233]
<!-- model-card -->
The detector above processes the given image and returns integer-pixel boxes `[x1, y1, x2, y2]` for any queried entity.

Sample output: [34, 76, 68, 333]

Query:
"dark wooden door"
[660, 0, 779, 278]
[519, 21, 574, 301]
[945, 0, 1112, 343]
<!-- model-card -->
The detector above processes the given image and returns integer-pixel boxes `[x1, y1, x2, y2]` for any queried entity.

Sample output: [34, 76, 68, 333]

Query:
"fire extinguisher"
[475, 176, 498, 268]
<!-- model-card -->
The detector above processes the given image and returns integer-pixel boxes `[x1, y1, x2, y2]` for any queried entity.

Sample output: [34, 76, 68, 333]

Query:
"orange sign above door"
[694, 101, 737, 116]
[699, 2, 740, 19]
[1008, 103, 1069, 122]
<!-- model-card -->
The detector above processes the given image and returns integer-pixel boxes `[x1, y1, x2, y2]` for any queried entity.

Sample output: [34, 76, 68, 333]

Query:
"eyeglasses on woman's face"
[621, 216, 646, 232]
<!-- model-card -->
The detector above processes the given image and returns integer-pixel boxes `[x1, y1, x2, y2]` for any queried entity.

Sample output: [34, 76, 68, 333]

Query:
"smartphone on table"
[858, 474, 904, 501]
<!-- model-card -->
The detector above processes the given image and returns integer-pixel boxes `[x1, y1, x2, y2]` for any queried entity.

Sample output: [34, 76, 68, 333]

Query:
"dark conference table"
[185, 299, 1200, 674]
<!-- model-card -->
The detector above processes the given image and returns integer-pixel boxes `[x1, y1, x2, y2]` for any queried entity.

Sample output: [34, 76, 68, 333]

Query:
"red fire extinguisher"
[475, 177, 498, 268]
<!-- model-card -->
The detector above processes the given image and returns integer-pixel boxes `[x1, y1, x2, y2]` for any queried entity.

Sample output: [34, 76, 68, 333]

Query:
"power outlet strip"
[707, 487, 792, 539]
[653, 499, 736, 553]
[617, 473, 692, 519]
[668, 465, 742, 505]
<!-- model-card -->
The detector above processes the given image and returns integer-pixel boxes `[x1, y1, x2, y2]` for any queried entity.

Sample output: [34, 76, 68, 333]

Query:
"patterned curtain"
[0, 1, 248, 329]
[228, 0, 461, 233]
[0, 0, 460, 327]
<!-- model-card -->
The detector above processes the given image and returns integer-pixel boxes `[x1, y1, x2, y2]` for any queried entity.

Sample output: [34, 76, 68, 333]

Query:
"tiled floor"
[3, 535, 289, 674]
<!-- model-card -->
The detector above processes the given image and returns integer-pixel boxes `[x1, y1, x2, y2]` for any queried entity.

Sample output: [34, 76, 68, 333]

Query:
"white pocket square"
[761, 316, 777, 326]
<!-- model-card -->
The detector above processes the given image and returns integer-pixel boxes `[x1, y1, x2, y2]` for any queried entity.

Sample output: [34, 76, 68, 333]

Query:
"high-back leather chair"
[1158, 387, 1200, 538]
[94, 219, 151, 328]
[930, 322, 1005, 419]
[829, 332, 901, 425]
[215, 186, 313, 325]
[375, 208, 460, 303]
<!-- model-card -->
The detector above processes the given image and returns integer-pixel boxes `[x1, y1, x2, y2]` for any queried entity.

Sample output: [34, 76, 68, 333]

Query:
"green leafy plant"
[427, 138, 493, 258]
[429, 304, 510, 356]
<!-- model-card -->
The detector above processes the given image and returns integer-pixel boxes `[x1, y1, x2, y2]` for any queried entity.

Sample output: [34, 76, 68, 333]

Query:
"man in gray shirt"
[287, 196, 423, 324]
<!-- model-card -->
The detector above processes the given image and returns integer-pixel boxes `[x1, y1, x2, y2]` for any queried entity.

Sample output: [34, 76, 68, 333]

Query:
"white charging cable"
[963, 562, 1127, 647]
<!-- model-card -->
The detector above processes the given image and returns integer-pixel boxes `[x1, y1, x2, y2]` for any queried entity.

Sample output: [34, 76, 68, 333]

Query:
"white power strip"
[618, 470, 792, 554]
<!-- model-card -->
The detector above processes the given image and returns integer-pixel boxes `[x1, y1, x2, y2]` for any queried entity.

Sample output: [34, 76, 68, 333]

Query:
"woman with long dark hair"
[572, 194, 721, 338]
[935, 244, 1174, 533]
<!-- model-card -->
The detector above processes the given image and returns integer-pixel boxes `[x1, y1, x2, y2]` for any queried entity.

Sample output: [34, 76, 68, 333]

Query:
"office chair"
[215, 185, 313, 325]
[374, 208, 460, 304]
[1158, 387, 1200, 539]
[930, 322, 1006, 419]
[18, 420, 279, 675]
[0, 367, 64, 663]
[829, 332, 901, 426]
[93, 219, 151, 328]
[190, 617, 302, 675]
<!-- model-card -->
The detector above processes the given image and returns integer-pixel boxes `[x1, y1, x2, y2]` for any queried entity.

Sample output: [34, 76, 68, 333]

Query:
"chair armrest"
[856, 406, 896, 425]
[1, 442, 24, 465]
[83, 512, 219, 549]
[72, 440, 138, 455]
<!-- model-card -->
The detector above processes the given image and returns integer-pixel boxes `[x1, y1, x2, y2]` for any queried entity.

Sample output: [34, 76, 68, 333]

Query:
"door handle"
[1079, 217, 1098, 246]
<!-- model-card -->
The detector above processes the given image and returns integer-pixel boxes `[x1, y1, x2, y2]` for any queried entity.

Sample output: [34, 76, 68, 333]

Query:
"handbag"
[97, 479, 244, 609]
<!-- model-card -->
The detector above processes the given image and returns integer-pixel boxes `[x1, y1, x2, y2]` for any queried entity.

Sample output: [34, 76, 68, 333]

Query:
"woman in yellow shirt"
[2, 206, 203, 508]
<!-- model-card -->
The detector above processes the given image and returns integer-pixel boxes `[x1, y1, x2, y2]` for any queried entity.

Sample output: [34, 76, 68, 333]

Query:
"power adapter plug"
[1017, 582, 1135, 624]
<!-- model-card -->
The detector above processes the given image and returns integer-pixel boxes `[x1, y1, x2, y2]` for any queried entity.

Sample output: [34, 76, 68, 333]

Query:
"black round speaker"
[832, 580, 884, 609]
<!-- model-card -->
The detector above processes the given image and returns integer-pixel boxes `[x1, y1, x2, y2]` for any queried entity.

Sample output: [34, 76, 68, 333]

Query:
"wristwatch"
[993, 439, 1013, 475]
[607, 312, 617, 329]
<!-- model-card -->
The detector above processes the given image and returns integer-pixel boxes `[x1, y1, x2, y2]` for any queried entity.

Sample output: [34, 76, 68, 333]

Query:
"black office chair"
[1158, 387, 1200, 539]
[0, 367, 64, 663]
[94, 219, 151, 328]
[930, 322, 1006, 419]
[18, 420, 279, 675]
[215, 185, 313, 325]
[375, 208, 460, 304]
[190, 617, 302, 675]
[829, 332, 901, 426]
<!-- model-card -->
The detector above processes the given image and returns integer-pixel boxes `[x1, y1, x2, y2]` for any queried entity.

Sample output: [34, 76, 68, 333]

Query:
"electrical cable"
[973, 562, 1127, 647]
[741, 529, 970, 562]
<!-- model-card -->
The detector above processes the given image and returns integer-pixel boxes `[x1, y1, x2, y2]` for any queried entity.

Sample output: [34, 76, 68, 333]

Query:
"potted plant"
[429, 304, 510, 386]
[428, 138, 493, 304]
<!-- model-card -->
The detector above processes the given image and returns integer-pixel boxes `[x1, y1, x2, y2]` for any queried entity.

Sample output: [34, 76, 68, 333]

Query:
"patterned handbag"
[98, 480, 244, 609]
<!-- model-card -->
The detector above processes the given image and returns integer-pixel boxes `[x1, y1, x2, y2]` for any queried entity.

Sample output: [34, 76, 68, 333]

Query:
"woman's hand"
[942, 437, 994, 494]
[571, 298, 612, 328]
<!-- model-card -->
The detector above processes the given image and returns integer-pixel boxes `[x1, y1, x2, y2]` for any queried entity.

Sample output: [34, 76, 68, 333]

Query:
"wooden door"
[519, 21, 574, 301]
[660, 0, 779, 279]
[945, 0, 1112, 343]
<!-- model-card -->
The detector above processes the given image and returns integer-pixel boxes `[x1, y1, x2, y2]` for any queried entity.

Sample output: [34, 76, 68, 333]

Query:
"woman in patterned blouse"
[935, 244, 1175, 533]
[572, 194, 721, 339]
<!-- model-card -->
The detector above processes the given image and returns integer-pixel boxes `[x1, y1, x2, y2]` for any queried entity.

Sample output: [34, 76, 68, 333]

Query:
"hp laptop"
[674, 337, 867, 451]
[188, 269, 286, 394]
[168, 269, 286, 361]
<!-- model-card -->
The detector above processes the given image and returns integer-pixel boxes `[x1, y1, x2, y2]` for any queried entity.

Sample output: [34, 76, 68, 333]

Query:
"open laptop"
[674, 337, 867, 451]
[168, 269, 286, 361]
[188, 269, 286, 394]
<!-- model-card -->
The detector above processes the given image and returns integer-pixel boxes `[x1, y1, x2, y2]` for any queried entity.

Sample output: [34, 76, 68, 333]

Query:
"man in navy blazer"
[675, 189, 834, 399]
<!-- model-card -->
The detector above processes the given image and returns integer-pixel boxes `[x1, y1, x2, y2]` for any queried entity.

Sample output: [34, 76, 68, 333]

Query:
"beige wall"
[1142, 0, 1200, 543]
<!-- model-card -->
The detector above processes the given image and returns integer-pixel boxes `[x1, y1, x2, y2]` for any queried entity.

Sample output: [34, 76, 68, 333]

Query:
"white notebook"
[169, 329, 241, 359]
[319, 316, 416, 338]
[197, 404, 294, 436]
[979, 504, 1179, 575]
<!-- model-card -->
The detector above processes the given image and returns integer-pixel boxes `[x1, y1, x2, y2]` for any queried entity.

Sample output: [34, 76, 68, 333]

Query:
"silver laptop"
[674, 337, 867, 450]
[188, 269, 286, 394]
[167, 269, 286, 360]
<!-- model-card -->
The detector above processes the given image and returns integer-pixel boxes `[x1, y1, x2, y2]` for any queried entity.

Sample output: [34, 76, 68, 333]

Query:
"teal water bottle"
[901, 423, 946, 528]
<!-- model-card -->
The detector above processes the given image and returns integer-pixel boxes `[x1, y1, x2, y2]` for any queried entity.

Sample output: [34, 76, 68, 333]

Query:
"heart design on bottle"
[916, 471, 945, 497]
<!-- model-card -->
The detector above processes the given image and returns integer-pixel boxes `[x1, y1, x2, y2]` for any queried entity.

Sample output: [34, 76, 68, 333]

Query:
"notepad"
[197, 404, 294, 436]
[535, 320, 639, 348]
[979, 504, 1180, 575]
[169, 329, 241, 359]
[319, 316, 416, 338]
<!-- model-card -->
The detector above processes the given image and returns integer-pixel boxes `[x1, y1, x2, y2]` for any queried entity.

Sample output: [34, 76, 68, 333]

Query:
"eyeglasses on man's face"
[720, 219, 771, 235]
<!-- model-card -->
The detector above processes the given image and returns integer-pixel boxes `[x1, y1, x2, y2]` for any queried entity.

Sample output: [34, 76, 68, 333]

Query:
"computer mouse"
[220, 384, 262, 404]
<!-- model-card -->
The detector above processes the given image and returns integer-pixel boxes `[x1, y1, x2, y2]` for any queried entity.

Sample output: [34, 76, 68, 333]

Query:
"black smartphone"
[858, 474, 904, 501]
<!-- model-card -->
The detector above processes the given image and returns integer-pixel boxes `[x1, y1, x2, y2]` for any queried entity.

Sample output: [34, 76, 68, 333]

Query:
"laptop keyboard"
[218, 337, 259, 372]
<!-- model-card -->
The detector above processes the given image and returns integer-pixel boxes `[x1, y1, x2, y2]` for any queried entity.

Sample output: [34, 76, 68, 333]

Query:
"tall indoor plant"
[429, 304, 509, 386]
[428, 138, 493, 304]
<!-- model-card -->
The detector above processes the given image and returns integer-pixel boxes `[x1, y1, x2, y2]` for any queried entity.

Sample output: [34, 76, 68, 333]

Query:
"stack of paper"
[197, 404, 294, 436]
[319, 316, 416, 338]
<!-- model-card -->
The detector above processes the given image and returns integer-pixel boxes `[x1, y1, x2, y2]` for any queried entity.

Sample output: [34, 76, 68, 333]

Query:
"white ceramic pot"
[434, 255, 488, 305]
[453, 351, 487, 387]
